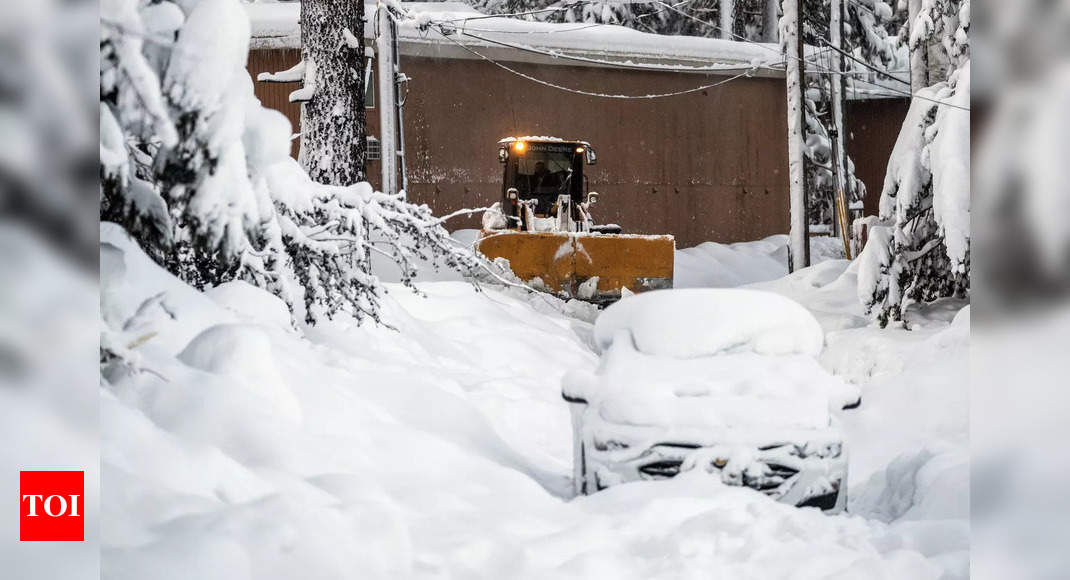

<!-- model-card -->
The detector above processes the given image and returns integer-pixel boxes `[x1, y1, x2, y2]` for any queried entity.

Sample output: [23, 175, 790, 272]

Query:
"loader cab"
[498, 138, 596, 223]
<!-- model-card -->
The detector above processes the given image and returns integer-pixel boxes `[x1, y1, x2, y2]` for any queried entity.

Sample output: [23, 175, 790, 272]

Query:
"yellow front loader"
[477, 137, 674, 303]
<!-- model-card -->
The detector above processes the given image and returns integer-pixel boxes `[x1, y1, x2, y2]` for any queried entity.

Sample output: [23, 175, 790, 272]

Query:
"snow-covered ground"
[101, 225, 967, 579]
[674, 234, 845, 289]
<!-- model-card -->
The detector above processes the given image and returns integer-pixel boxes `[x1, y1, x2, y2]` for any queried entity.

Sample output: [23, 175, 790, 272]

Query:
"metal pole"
[376, 5, 398, 196]
[784, 0, 809, 271]
[391, 15, 408, 197]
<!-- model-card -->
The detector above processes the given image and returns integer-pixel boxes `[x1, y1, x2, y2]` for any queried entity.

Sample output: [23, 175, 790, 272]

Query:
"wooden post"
[783, 0, 809, 271]
[829, 0, 851, 257]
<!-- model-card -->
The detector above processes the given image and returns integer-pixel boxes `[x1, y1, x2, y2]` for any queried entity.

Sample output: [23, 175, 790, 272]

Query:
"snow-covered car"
[563, 289, 861, 512]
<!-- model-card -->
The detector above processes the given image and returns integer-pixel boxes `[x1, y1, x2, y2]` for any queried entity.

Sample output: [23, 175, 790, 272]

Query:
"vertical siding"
[846, 98, 912, 216]
[249, 49, 304, 159]
[249, 48, 908, 248]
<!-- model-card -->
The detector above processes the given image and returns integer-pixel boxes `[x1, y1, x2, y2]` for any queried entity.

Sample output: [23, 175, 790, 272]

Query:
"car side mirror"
[587, 191, 599, 205]
[585, 147, 597, 165]
[498, 147, 508, 163]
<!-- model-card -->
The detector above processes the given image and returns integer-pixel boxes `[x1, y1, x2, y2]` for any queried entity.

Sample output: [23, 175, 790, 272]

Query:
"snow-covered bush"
[100, 0, 480, 327]
[858, 59, 969, 325]
[856, 0, 968, 325]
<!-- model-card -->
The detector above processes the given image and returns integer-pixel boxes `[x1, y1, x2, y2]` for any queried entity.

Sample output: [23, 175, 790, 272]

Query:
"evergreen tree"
[858, 0, 969, 326]
[101, 0, 481, 326]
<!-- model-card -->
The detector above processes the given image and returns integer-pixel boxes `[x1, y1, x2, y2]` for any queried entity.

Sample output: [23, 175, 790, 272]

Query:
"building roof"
[245, 2, 907, 96]
[245, 2, 779, 74]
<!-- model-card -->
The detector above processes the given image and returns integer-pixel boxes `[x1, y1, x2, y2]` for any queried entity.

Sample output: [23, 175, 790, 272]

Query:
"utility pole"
[828, 0, 851, 257]
[376, 4, 398, 196]
[783, 0, 809, 271]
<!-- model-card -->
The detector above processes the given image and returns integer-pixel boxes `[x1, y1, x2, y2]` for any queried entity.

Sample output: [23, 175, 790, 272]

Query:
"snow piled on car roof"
[594, 288, 824, 359]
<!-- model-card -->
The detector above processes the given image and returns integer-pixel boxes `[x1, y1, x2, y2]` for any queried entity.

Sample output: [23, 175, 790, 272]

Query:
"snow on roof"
[498, 136, 591, 146]
[244, 3, 907, 97]
[245, 2, 778, 72]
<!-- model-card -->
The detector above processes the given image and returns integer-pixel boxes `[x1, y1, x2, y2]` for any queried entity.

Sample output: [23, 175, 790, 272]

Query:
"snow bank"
[594, 288, 824, 359]
[206, 280, 293, 330]
[674, 234, 844, 289]
[748, 257, 869, 332]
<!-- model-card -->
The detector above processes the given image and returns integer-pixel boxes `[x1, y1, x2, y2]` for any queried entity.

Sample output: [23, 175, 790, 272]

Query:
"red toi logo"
[20, 471, 84, 541]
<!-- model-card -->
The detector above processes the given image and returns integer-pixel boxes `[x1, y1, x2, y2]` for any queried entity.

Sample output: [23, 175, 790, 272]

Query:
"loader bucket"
[477, 230, 674, 303]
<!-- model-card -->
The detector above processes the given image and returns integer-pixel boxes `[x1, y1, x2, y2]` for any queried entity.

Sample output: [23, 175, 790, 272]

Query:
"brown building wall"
[249, 48, 907, 248]
[846, 97, 911, 216]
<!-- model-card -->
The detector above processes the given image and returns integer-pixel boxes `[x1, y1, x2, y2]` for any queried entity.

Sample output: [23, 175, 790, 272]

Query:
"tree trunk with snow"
[719, 0, 735, 40]
[762, 0, 780, 43]
[908, 0, 929, 94]
[300, 0, 367, 186]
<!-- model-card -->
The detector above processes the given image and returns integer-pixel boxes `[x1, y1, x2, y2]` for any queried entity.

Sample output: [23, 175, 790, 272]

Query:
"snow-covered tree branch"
[858, 0, 969, 326]
[100, 0, 482, 328]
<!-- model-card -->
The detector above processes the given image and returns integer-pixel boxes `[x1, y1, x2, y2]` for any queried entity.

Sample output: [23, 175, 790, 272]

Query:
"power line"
[646, 0, 969, 111]
[457, 23, 606, 35]
[415, 4, 967, 110]
[653, 0, 911, 86]
[817, 38, 909, 86]
[848, 75, 971, 111]
[437, 3, 591, 23]
[653, 0, 787, 59]
[430, 25, 767, 99]
[453, 27, 772, 74]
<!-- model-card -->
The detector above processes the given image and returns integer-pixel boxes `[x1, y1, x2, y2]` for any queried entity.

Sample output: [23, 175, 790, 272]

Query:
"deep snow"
[101, 224, 967, 579]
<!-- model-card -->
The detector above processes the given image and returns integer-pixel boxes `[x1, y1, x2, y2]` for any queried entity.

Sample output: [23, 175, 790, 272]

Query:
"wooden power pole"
[783, 0, 809, 271]
[829, 0, 852, 258]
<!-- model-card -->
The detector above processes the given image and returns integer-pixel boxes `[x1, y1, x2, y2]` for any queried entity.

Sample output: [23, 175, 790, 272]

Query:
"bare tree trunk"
[300, 0, 366, 186]
[763, 0, 779, 43]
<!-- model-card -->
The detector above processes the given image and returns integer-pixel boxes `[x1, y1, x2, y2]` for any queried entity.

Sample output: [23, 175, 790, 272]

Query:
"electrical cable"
[454, 28, 774, 74]
[430, 25, 767, 99]
[847, 75, 971, 111]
